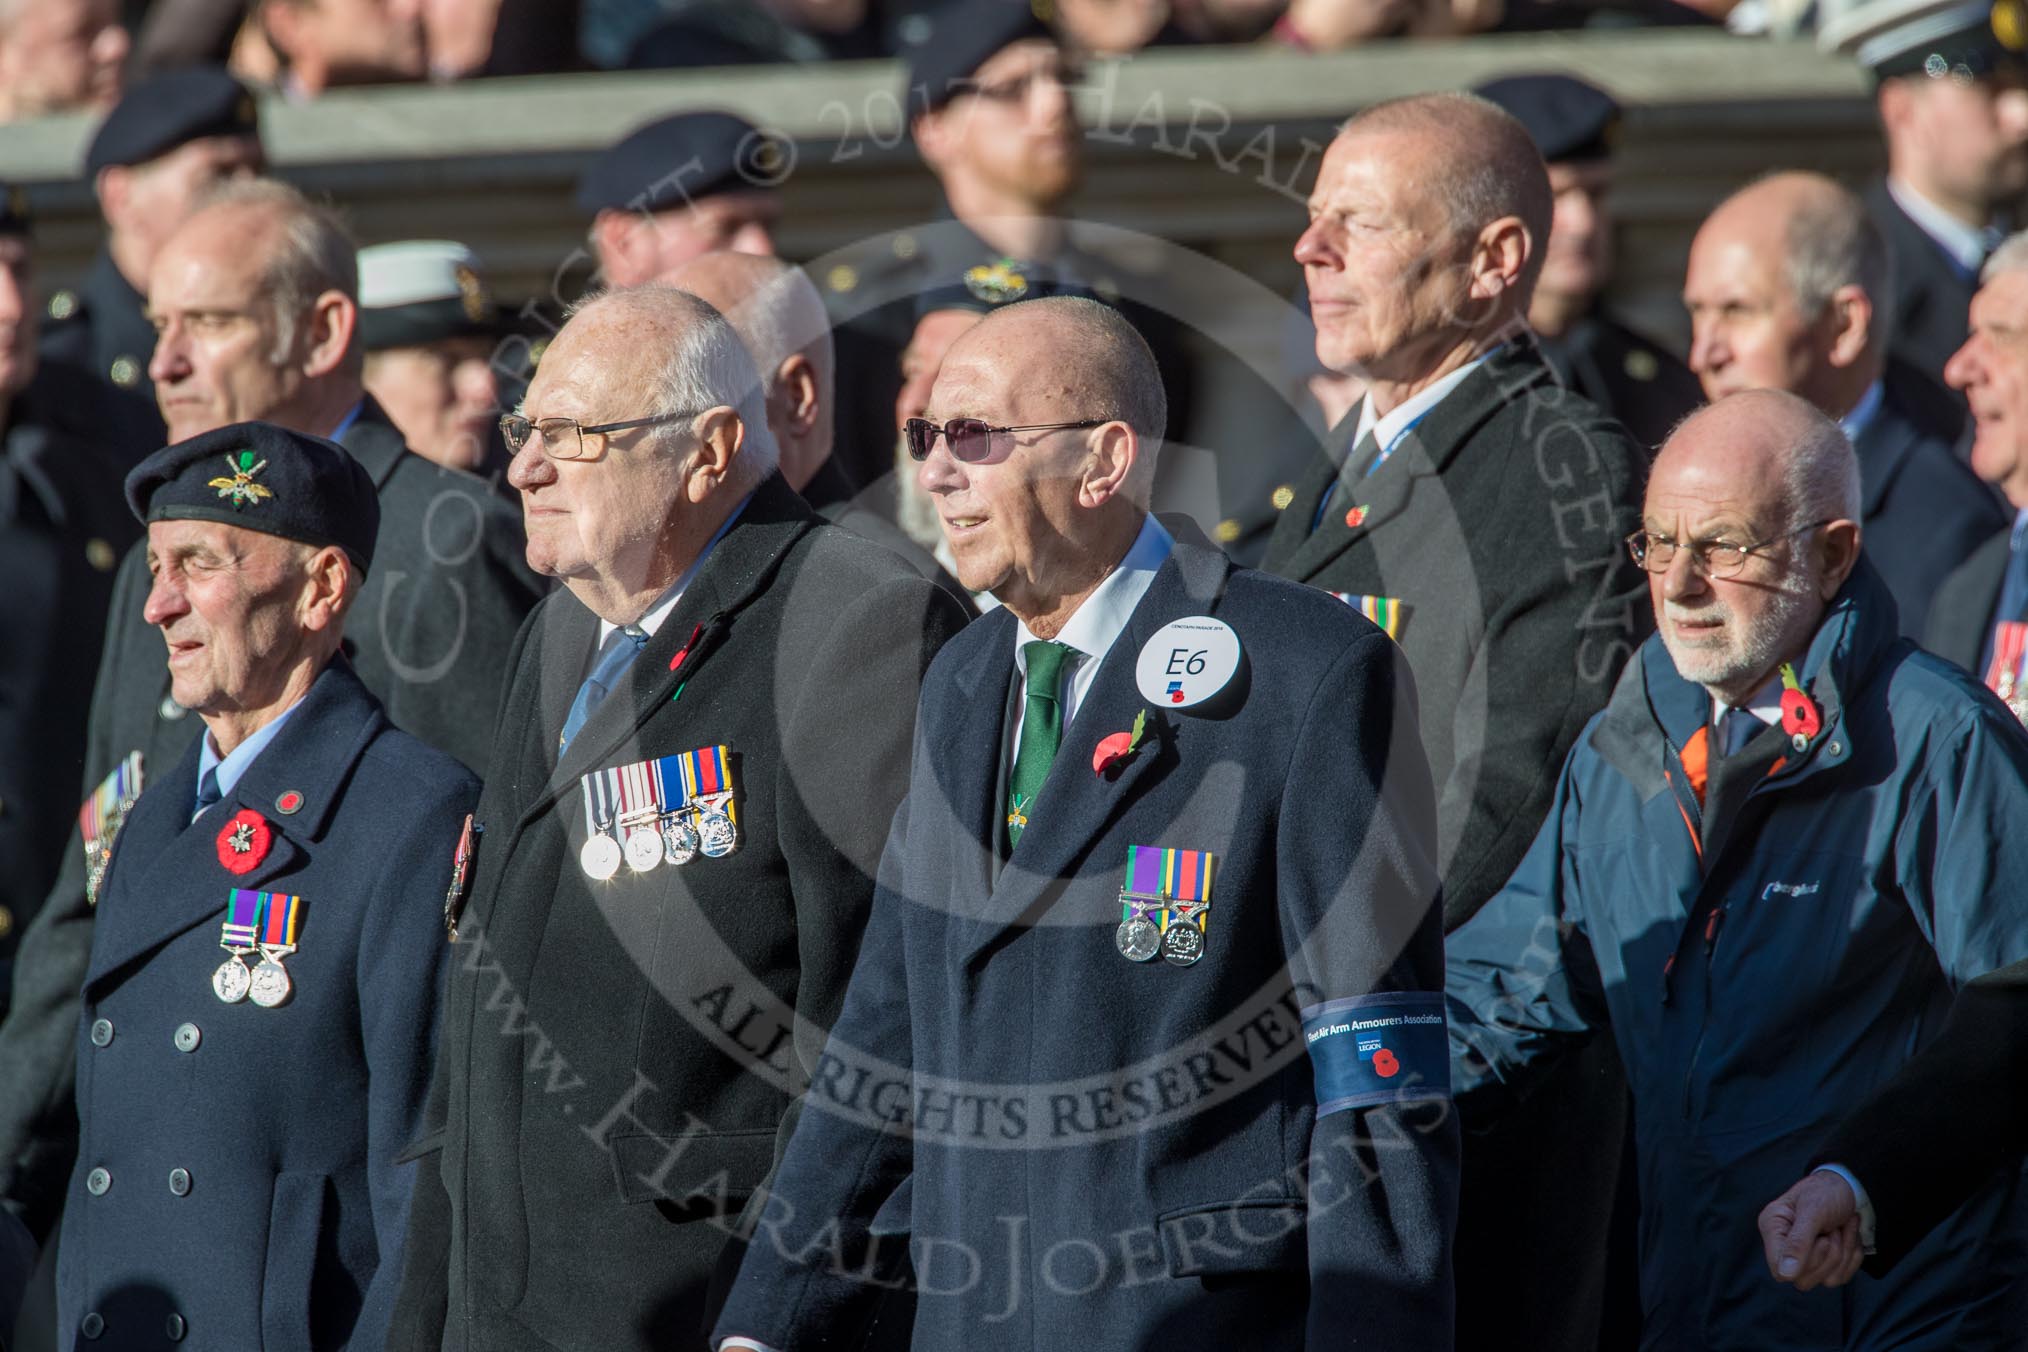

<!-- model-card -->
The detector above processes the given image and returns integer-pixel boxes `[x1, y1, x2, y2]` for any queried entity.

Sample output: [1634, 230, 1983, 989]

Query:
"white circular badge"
[1135, 617, 1242, 710]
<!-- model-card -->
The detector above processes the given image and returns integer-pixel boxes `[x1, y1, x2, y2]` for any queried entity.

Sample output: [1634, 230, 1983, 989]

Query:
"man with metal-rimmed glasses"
[389, 282, 968, 1352]
[1448, 386, 2028, 1349]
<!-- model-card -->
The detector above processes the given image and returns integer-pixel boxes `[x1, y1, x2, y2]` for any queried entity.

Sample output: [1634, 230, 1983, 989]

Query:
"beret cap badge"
[208, 451, 275, 510]
[965, 258, 1031, 305]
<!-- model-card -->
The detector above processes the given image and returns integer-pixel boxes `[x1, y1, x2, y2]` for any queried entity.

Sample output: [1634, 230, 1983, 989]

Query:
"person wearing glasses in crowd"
[1446, 387, 2028, 1351]
[715, 292, 1454, 1352]
[387, 283, 968, 1352]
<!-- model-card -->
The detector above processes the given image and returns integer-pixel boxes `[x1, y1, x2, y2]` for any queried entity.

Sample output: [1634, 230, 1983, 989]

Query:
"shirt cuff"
[719, 1340, 781, 1352]
[1812, 1163, 1878, 1255]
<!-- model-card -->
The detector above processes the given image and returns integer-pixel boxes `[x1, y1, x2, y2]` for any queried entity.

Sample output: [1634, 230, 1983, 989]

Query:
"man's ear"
[912, 109, 954, 175]
[591, 211, 640, 285]
[298, 545, 352, 632]
[686, 406, 743, 503]
[773, 354, 821, 440]
[95, 165, 130, 230]
[298, 291, 357, 378]
[1468, 216, 1531, 303]
[1814, 518, 1863, 600]
[1078, 420, 1137, 508]
[1877, 78, 1913, 140]
[1821, 284, 1875, 371]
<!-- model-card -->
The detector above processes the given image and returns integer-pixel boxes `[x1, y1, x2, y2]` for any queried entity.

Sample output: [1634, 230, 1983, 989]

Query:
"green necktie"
[1006, 640, 1076, 849]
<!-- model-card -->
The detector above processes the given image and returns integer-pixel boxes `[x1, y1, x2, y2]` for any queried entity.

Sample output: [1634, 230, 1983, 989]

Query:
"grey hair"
[1767, 174, 1893, 330]
[565, 284, 779, 487]
[194, 177, 359, 370]
[1982, 229, 2028, 282]
[1781, 414, 1863, 532]
[670, 254, 835, 456]
[1343, 92, 1554, 305]
[1004, 295, 1168, 501]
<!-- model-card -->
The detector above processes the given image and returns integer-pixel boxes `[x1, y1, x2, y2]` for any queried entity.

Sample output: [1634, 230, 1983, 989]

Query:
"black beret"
[575, 111, 787, 216]
[1822, 0, 2028, 80]
[1474, 74, 1620, 164]
[358, 240, 504, 350]
[86, 67, 260, 177]
[0, 184, 29, 238]
[125, 422, 379, 575]
[904, 0, 1055, 117]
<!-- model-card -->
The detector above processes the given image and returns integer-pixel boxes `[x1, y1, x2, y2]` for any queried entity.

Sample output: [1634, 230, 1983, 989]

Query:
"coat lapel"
[1851, 397, 1916, 519]
[1263, 341, 1555, 585]
[530, 477, 820, 819]
[956, 534, 1232, 966]
[918, 610, 1017, 917]
[83, 662, 380, 990]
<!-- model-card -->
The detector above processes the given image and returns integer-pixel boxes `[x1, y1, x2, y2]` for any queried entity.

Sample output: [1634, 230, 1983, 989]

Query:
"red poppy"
[1344, 505, 1367, 529]
[1372, 1048, 1400, 1078]
[1093, 731, 1134, 774]
[216, 808, 272, 874]
[1777, 663, 1822, 742]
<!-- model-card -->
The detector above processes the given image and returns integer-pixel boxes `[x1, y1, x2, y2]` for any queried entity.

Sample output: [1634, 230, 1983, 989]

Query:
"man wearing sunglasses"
[716, 294, 1455, 1352]
[387, 283, 968, 1352]
[1447, 388, 2028, 1351]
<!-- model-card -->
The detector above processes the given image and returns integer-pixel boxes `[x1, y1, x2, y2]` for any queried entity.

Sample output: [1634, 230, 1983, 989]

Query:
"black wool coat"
[388, 476, 968, 1352]
[1261, 338, 1650, 930]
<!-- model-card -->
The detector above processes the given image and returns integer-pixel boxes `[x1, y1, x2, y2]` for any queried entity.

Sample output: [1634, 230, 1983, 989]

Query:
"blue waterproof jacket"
[1447, 560, 2028, 1350]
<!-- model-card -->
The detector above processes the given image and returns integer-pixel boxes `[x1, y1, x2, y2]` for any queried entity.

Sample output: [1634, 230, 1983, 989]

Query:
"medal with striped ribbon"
[1117, 845, 1218, 965]
[249, 890, 303, 1007]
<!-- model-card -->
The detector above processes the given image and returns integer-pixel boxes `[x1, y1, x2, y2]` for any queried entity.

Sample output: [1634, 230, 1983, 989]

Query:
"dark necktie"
[191, 766, 222, 823]
[560, 624, 648, 755]
[1006, 640, 1076, 849]
[1719, 707, 1762, 758]
[1312, 429, 1380, 534]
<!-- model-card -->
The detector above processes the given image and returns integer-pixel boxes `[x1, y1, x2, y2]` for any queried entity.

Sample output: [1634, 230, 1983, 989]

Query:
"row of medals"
[1997, 668, 2028, 726]
[1117, 896, 1206, 966]
[213, 946, 294, 1008]
[582, 796, 737, 881]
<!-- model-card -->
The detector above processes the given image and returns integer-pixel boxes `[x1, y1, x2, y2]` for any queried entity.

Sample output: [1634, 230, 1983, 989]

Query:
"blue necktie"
[191, 766, 222, 822]
[1719, 707, 1761, 758]
[559, 624, 648, 755]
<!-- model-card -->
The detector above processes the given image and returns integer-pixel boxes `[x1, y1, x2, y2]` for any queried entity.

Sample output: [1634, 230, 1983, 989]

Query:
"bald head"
[1684, 171, 1887, 413]
[962, 296, 1167, 498]
[920, 296, 1164, 630]
[1645, 389, 1862, 702]
[1344, 93, 1553, 303]
[667, 251, 835, 490]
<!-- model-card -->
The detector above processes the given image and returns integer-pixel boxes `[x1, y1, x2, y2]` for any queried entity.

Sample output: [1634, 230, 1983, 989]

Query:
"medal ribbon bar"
[221, 887, 265, 948]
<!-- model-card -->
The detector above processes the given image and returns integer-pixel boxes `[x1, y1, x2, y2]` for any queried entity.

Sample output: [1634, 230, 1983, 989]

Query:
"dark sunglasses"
[903, 417, 1106, 463]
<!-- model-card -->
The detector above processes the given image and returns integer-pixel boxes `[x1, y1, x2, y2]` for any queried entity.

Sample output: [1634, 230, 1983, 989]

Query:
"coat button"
[173, 1023, 201, 1053]
[85, 1166, 110, 1196]
[168, 1167, 191, 1196]
[80, 1312, 103, 1339]
[90, 1019, 113, 1047]
[166, 1312, 186, 1341]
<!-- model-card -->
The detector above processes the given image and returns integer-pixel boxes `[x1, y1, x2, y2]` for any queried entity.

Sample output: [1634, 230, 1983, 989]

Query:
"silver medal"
[1115, 917, 1161, 962]
[580, 832, 622, 881]
[249, 956, 292, 1007]
[624, 826, 664, 874]
[1161, 922, 1205, 966]
[697, 804, 737, 858]
[662, 812, 699, 865]
[212, 956, 251, 1003]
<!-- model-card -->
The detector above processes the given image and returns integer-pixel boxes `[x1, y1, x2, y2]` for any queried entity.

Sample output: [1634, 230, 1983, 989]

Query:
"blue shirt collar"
[1838, 381, 1885, 444]
[194, 698, 307, 819]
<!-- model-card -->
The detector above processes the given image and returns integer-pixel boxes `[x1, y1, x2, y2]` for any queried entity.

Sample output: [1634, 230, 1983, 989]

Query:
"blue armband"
[1302, 991, 1451, 1117]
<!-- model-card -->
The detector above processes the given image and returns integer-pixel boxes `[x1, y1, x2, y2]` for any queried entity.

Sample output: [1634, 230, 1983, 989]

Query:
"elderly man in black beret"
[579, 110, 783, 290]
[40, 66, 264, 460]
[0, 176, 541, 1251]
[53, 421, 478, 1352]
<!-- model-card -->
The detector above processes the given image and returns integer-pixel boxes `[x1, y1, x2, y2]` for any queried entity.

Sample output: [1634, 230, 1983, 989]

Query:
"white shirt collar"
[1351, 349, 1498, 457]
[1710, 669, 1787, 732]
[1011, 513, 1174, 726]
[595, 494, 752, 648]
[1886, 177, 1992, 275]
[1839, 380, 1886, 443]
[194, 698, 307, 818]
